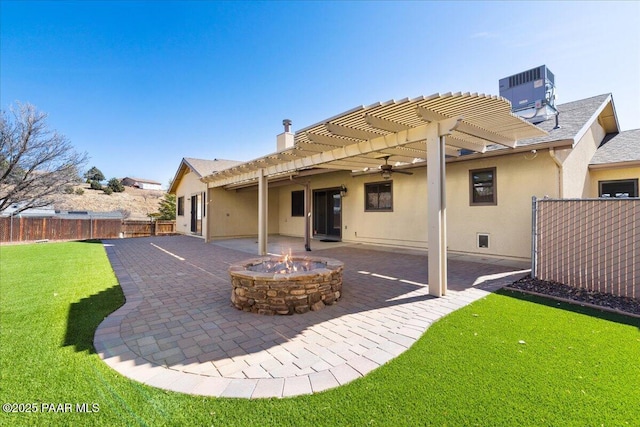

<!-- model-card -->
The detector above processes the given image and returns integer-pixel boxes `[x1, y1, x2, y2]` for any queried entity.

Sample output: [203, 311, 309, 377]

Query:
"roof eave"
[573, 94, 618, 148]
[168, 159, 191, 194]
[448, 139, 575, 163]
[589, 160, 640, 170]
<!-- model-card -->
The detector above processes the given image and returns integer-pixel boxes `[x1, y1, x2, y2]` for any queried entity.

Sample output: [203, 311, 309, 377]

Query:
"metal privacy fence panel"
[533, 198, 640, 299]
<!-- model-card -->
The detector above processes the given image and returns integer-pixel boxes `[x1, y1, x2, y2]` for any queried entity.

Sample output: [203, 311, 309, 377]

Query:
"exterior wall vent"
[499, 65, 557, 124]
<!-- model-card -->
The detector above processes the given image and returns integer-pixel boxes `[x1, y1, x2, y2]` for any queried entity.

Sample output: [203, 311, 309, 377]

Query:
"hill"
[50, 183, 165, 220]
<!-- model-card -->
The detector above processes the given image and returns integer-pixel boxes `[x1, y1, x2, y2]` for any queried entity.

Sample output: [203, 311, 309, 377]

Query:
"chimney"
[277, 119, 294, 151]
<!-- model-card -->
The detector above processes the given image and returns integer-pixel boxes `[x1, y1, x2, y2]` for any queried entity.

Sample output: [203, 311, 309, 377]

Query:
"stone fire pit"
[228, 255, 344, 315]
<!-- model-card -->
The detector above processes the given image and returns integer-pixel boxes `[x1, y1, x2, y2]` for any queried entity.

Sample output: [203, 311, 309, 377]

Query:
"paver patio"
[94, 235, 529, 398]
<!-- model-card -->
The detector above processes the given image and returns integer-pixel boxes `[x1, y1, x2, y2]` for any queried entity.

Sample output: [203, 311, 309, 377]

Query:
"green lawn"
[1, 241, 639, 426]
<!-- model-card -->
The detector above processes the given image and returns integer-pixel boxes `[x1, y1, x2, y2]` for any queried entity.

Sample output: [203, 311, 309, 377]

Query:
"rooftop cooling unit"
[499, 65, 557, 124]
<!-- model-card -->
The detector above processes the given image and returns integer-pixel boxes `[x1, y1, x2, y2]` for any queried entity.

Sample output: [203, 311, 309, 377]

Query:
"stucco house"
[169, 157, 241, 238]
[121, 177, 163, 191]
[170, 67, 638, 295]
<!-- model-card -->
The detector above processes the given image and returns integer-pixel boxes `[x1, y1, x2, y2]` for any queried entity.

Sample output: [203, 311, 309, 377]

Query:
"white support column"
[427, 118, 461, 297]
[427, 128, 446, 297]
[258, 168, 268, 255]
[304, 181, 311, 251]
[204, 187, 212, 243]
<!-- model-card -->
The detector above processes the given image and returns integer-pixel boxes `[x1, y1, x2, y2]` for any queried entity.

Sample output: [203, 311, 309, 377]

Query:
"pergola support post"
[427, 132, 446, 297]
[427, 118, 461, 297]
[258, 168, 268, 255]
[304, 181, 311, 251]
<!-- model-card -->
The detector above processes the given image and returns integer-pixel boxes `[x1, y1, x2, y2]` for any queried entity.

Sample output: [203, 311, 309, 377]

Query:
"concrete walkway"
[94, 236, 529, 399]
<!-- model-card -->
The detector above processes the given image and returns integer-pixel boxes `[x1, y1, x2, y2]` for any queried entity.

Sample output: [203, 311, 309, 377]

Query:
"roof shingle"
[484, 94, 614, 152]
[183, 158, 242, 178]
[590, 129, 640, 165]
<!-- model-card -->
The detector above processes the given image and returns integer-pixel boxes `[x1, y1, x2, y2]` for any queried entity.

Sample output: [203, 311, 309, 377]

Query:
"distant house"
[121, 177, 163, 190]
[168, 158, 242, 238]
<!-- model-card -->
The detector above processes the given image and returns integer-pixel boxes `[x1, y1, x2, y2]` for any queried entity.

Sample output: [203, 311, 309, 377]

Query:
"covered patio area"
[95, 235, 528, 398]
[201, 93, 546, 297]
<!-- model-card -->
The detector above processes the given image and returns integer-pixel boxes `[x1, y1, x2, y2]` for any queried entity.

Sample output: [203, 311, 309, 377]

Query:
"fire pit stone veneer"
[228, 256, 344, 315]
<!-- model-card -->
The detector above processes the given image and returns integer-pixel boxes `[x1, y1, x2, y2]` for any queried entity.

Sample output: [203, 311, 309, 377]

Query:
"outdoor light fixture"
[378, 156, 411, 180]
[340, 184, 348, 197]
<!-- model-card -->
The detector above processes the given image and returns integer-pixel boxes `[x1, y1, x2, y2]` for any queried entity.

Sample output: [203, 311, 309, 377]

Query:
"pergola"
[202, 92, 547, 297]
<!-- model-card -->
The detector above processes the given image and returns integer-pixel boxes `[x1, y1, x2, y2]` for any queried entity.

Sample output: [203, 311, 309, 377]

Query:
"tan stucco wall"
[278, 184, 305, 237]
[561, 121, 606, 197]
[342, 171, 429, 248]
[208, 186, 280, 239]
[589, 166, 640, 197]
[446, 151, 559, 260]
[277, 170, 429, 247]
[174, 170, 208, 237]
[274, 151, 560, 261]
[344, 152, 561, 260]
[278, 171, 352, 238]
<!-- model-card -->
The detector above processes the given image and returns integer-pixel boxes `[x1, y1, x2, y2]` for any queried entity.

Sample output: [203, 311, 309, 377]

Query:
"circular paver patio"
[94, 236, 528, 398]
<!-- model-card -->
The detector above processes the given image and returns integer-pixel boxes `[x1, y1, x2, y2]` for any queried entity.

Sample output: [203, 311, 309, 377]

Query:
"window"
[599, 179, 638, 198]
[470, 168, 497, 205]
[177, 196, 184, 216]
[365, 181, 393, 211]
[291, 190, 304, 217]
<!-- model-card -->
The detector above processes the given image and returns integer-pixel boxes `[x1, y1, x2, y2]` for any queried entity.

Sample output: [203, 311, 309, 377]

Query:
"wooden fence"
[121, 220, 176, 238]
[532, 197, 639, 299]
[0, 217, 176, 243]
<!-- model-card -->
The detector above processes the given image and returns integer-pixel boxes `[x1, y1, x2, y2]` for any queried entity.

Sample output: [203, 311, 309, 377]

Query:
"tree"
[84, 166, 104, 183]
[107, 177, 124, 193]
[153, 193, 176, 220]
[0, 102, 87, 214]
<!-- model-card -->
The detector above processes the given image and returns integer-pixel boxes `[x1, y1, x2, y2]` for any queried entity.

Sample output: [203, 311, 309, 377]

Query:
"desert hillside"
[49, 183, 165, 220]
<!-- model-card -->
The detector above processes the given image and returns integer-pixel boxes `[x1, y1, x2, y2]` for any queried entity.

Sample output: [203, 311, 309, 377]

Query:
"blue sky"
[2, 1, 639, 188]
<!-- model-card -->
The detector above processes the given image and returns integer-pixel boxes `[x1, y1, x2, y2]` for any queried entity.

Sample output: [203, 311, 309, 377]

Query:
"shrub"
[74, 187, 85, 195]
[84, 166, 105, 182]
[103, 187, 113, 195]
[107, 178, 124, 193]
[63, 186, 74, 194]
[89, 180, 102, 190]
[154, 193, 176, 220]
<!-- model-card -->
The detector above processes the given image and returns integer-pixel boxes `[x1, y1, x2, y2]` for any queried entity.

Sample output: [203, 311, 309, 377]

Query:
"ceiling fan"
[378, 156, 413, 180]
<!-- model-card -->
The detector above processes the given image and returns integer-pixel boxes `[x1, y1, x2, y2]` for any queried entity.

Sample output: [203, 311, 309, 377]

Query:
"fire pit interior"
[229, 253, 343, 315]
